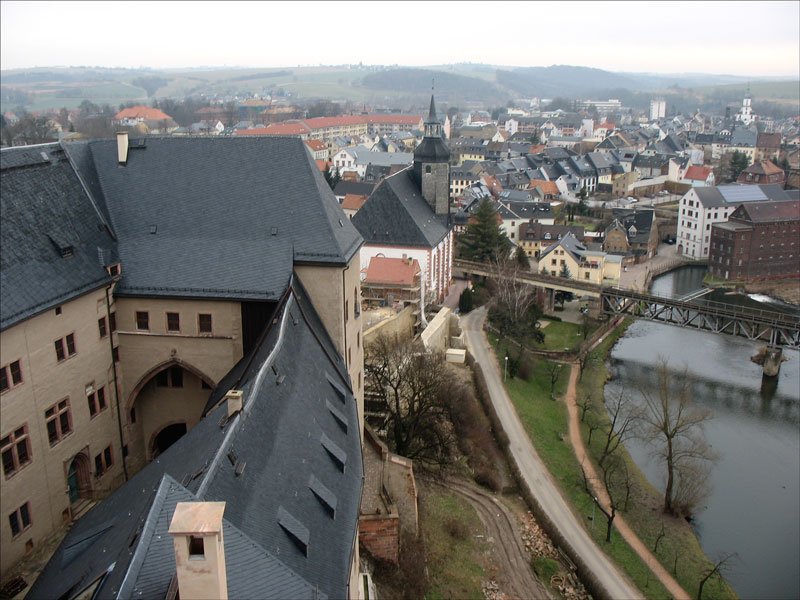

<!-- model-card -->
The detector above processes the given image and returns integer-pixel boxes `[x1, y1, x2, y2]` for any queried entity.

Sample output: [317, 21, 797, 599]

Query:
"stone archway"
[66, 453, 92, 505]
[150, 422, 188, 459]
[126, 360, 215, 470]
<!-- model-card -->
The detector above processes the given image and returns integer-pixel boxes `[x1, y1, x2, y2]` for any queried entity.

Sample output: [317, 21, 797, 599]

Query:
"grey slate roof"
[1, 143, 115, 330]
[608, 208, 656, 245]
[352, 168, 449, 248]
[27, 277, 361, 600]
[59, 137, 361, 302]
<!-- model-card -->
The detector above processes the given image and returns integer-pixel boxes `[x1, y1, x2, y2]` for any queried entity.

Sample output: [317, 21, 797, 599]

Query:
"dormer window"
[544, 232, 551, 240]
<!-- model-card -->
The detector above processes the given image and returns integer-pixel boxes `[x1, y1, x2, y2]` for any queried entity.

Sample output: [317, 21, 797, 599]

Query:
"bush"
[474, 469, 502, 492]
[444, 516, 471, 541]
[458, 287, 474, 313]
[517, 357, 534, 381]
[532, 556, 561, 582]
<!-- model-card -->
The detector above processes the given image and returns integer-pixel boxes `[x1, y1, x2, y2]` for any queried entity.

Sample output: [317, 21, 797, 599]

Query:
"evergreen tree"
[728, 151, 749, 182]
[458, 287, 474, 314]
[514, 246, 531, 270]
[458, 198, 508, 262]
[560, 262, 572, 279]
[323, 164, 340, 190]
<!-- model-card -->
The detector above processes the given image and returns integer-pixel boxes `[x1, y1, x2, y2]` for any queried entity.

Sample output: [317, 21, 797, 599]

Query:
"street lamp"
[592, 497, 597, 534]
[504, 355, 508, 381]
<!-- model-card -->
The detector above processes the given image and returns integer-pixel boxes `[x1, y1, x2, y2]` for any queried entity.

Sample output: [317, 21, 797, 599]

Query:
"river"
[605, 266, 800, 599]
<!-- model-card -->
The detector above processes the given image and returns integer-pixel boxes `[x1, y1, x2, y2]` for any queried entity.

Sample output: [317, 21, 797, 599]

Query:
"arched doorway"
[151, 423, 187, 459]
[67, 453, 92, 505]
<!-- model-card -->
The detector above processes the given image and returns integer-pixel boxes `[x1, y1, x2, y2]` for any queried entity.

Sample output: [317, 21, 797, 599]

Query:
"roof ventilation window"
[325, 400, 348, 434]
[308, 475, 337, 519]
[320, 433, 347, 472]
[326, 373, 348, 404]
[277, 506, 309, 556]
[150, 225, 157, 235]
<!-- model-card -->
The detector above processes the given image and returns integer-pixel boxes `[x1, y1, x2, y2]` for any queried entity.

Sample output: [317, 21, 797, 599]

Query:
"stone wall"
[359, 514, 400, 564]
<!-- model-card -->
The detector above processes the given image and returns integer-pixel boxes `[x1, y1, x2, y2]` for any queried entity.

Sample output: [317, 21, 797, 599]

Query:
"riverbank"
[742, 278, 800, 306]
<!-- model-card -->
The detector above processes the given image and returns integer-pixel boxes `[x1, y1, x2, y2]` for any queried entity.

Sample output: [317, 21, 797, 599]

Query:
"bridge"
[453, 258, 800, 351]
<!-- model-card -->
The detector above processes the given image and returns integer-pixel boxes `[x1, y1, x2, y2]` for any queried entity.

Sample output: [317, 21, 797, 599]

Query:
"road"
[460, 307, 643, 600]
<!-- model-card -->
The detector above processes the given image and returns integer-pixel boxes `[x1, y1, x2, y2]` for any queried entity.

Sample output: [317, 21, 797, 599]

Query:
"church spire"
[424, 94, 442, 139]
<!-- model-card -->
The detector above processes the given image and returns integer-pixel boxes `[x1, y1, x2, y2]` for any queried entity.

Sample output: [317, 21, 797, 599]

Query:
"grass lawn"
[576, 327, 737, 600]
[419, 482, 486, 600]
[536, 319, 586, 352]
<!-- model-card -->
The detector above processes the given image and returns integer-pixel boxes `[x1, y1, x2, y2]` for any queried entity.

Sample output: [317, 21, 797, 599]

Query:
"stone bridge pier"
[762, 346, 783, 377]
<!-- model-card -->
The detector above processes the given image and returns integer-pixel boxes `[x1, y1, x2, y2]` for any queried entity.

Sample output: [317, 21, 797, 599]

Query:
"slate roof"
[540, 232, 587, 263]
[352, 169, 449, 248]
[731, 200, 800, 224]
[28, 277, 362, 600]
[608, 208, 656, 246]
[333, 180, 376, 198]
[61, 137, 361, 302]
[518, 222, 584, 242]
[1, 143, 115, 330]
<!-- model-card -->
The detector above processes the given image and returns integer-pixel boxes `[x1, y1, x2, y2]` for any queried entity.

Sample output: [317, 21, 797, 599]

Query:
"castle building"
[1, 135, 365, 598]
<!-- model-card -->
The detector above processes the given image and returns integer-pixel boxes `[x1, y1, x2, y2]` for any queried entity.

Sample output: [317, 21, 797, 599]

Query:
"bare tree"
[581, 461, 620, 543]
[547, 362, 562, 397]
[599, 388, 640, 468]
[488, 252, 541, 331]
[364, 334, 456, 470]
[697, 552, 737, 600]
[638, 358, 715, 515]
[653, 523, 666, 553]
[577, 394, 593, 423]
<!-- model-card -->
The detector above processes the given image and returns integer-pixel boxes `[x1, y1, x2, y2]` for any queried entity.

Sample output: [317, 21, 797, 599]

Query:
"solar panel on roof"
[719, 186, 767, 203]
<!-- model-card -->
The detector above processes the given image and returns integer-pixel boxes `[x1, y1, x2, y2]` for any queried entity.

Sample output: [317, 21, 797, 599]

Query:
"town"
[2, 16, 799, 600]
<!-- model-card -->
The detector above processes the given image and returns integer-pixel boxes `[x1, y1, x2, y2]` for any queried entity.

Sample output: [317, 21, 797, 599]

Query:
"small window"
[198, 314, 212, 334]
[112, 346, 120, 362]
[8, 502, 32, 538]
[55, 306, 62, 316]
[1, 425, 31, 478]
[98, 316, 108, 338]
[425, 165, 432, 174]
[1, 360, 23, 393]
[157, 367, 184, 388]
[136, 311, 149, 331]
[109, 312, 117, 332]
[45, 399, 72, 445]
[188, 535, 205, 558]
[94, 445, 113, 477]
[166, 312, 180, 332]
[54, 335, 77, 362]
[87, 385, 107, 418]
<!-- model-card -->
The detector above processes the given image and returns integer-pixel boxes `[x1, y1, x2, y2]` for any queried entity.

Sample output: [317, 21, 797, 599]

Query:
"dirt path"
[563, 363, 691, 600]
[430, 477, 553, 600]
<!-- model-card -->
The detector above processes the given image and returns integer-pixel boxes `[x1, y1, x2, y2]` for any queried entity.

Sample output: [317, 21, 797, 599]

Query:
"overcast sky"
[2, 1, 798, 76]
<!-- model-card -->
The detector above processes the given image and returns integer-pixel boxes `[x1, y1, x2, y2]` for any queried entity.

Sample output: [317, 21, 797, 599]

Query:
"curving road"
[460, 307, 643, 600]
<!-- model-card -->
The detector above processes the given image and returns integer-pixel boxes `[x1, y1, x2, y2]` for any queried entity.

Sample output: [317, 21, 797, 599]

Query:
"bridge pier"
[762, 347, 783, 378]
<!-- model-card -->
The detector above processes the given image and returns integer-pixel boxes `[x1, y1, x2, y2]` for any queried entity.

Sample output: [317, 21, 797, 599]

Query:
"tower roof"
[427, 94, 437, 123]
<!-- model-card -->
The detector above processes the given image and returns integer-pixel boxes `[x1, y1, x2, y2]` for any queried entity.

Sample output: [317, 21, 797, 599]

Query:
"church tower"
[413, 95, 450, 216]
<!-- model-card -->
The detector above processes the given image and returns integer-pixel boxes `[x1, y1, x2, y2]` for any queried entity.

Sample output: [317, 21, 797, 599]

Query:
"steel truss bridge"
[453, 259, 800, 349]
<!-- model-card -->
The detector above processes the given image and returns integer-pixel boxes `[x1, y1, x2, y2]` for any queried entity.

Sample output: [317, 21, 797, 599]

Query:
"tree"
[458, 287, 474, 314]
[727, 150, 749, 182]
[581, 461, 620, 543]
[598, 389, 640, 469]
[487, 253, 543, 342]
[458, 198, 507, 262]
[323, 164, 340, 190]
[513, 245, 530, 270]
[529, 130, 541, 145]
[547, 363, 562, 396]
[697, 552, 737, 600]
[364, 335, 456, 470]
[559, 262, 572, 279]
[637, 359, 716, 515]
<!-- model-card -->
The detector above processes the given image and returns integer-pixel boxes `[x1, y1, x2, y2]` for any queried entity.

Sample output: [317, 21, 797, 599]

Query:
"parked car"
[658, 190, 669, 196]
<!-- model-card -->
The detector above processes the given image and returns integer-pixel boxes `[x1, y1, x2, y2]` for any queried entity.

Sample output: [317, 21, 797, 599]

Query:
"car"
[658, 190, 669, 196]
[626, 196, 636, 201]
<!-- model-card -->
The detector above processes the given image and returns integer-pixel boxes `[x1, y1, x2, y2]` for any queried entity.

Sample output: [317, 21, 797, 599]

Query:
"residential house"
[682, 165, 716, 187]
[333, 180, 376, 204]
[603, 208, 660, 261]
[737, 160, 786, 187]
[538, 232, 621, 285]
[727, 127, 758, 162]
[342, 193, 369, 219]
[304, 138, 330, 160]
[708, 200, 800, 280]
[113, 106, 178, 134]
[1, 136, 365, 596]
[360, 256, 422, 308]
[756, 132, 782, 162]
[518, 223, 585, 258]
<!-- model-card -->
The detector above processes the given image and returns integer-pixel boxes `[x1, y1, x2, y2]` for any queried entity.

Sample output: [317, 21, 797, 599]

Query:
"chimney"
[116, 131, 129, 165]
[169, 502, 228, 600]
[224, 390, 243, 419]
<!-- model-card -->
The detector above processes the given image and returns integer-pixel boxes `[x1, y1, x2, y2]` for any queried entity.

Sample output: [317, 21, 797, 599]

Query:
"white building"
[650, 99, 666, 121]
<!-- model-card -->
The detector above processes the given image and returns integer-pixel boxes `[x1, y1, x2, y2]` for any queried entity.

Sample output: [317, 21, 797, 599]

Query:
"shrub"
[444, 516, 471, 541]
[532, 556, 561, 582]
[458, 287, 474, 313]
[474, 469, 502, 492]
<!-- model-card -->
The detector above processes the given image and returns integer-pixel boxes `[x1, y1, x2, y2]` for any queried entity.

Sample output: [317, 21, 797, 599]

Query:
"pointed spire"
[428, 94, 437, 122]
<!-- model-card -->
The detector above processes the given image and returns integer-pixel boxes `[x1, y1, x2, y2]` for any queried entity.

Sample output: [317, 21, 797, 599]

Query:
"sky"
[1, 1, 799, 77]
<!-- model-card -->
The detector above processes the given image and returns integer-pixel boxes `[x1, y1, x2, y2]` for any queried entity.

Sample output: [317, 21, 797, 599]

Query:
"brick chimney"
[116, 131, 128, 165]
[168, 502, 228, 600]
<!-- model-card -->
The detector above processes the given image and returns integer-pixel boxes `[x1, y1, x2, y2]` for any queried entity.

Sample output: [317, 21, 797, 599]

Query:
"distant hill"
[360, 68, 505, 103]
[495, 65, 641, 97]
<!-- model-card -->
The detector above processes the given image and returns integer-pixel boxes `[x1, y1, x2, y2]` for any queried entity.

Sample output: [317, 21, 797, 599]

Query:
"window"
[584, 272, 590, 280]
[8, 502, 31, 538]
[136, 311, 149, 331]
[188, 535, 205, 558]
[1, 360, 23, 392]
[1, 425, 31, 478]
[98, 316, 108, 338]
[109, 312, 117, 332]
[551, 258, 556, 265]
[198, 313, 212, 334]
[425, 165, 431, 174]
[156, 367, 183, 388]
[54, 334, 76, 362]
[94, 445, 113, 477]
[87, 385, 107, 418]
[45, 399, 72, 445]
[112, 346, 120, 362]
[166, 312, 180, 332]
[55, 306, 62, 316]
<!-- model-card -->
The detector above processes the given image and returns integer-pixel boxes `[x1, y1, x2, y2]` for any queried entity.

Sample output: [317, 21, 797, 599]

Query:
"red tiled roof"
[365, 114, 422, 125]
[305, 139, 327, 151]
[114, 106, 173, 121]
[684, 165, 713, 181]
[742, 160, 784, 176]
[341, 193, 368, 210]
[529, 179, 559, 195]
[315, 159, 331, 172]
[756, 133, 781, 148]
[235, 122, 310, 136]
[363, 256, 420, 286]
